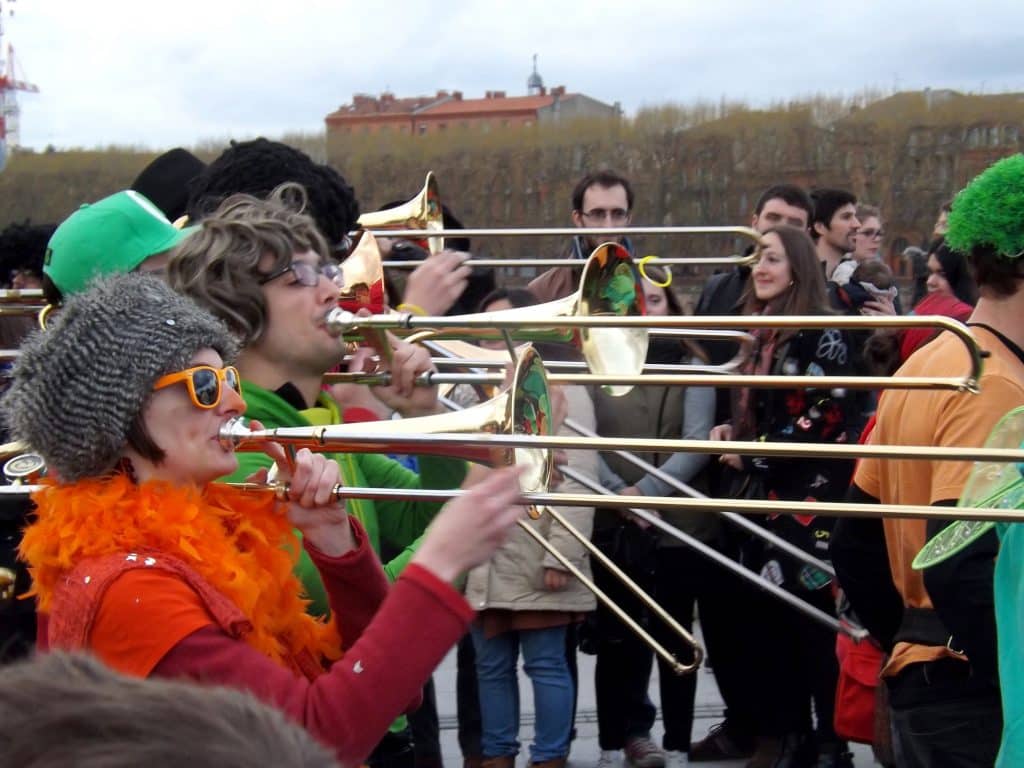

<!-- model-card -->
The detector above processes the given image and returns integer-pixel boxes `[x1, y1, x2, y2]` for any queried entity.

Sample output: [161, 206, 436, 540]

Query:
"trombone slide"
[286, 484, 1024, 527]
[327, 313, 984, 394]
[224, 426, 1024, 465]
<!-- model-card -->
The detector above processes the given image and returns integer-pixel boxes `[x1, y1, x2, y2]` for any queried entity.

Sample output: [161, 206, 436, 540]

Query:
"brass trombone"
[224, 426, 1024, 474]
[225, 346, 704, 675]
[352, 171, 760, 268]
[324, 341, 757, 389]
[416, 339, 751, 374]
[256, 483, 1024, 528]
[374, 227, 762, 269]
[356, 172, 444, 256]
[426, 343, 842, 580]
[335, 241, 650, 396]
[331, 237, 762, 394]
[428, 382, 864, 639]
[0, 289, 45, 304]
[328, 308, 986, 394]
[540, 457, 865, 639]
[334, 236, 985, 392]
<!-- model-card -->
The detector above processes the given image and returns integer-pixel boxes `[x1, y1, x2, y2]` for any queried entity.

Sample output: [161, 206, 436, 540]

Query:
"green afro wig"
[946, 153, 1024, 260]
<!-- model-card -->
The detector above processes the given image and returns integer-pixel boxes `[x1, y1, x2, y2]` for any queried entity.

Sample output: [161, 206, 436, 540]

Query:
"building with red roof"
[325, 60, 620, 138]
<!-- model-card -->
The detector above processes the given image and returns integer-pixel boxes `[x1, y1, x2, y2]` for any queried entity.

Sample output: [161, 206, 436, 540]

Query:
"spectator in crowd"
[923, 237, 978, 306]
[709, 226, 860, 768]
[835, 261, 898, 315]
[690, 184, 814, 766]
[0, 652, 339, 768]
[591, 264, 715, 768]
[529, 170, 635, 303]
[902, 246, 930, 308]
[131, 147, 207, 224]
[809, 189, 860, 282]
[832, 204, 883, 285]
[41, 190, 192, 306]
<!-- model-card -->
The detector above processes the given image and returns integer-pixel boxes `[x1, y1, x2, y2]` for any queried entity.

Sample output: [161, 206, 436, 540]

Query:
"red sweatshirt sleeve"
[303, 529, 389, 652]
[153, 562, 474, 767]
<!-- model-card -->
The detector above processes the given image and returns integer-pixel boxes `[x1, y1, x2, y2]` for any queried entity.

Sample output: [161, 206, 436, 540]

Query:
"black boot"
[812, 740, 853, 768]
[773, 732, 816, 768]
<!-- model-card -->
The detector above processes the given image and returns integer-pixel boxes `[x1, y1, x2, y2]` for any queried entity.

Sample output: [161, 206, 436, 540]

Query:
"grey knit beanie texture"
[2, 273, 239, 482]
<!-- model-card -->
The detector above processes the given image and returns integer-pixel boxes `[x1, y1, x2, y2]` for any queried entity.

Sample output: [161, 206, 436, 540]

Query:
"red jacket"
[40, 518, 473, 767]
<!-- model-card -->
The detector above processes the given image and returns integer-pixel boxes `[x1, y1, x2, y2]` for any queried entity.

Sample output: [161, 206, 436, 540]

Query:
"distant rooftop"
[326, 85, 575, 121]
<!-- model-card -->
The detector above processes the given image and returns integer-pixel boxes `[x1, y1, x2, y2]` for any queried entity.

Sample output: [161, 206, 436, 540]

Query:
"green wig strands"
[946, 153, 1024, 260]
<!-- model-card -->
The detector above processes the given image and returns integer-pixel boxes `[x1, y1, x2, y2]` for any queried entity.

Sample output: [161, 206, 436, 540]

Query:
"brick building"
[325, 61, 620, 138]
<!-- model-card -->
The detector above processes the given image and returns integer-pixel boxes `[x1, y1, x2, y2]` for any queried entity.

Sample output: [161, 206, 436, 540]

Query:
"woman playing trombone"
[4, 273, 526, 767]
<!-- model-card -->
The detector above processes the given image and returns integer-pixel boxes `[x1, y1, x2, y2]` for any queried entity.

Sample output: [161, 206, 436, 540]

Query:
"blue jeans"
[470, 623, 574, 762]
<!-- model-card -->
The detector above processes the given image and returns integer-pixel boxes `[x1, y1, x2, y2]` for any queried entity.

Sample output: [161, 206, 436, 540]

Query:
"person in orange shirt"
[833, 154, 1024, 768]
[4, 272, 527, 768]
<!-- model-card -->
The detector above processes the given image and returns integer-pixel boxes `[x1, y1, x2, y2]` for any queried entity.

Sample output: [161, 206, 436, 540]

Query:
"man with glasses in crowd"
[831, 204, 885, 286]
[529, 169, 635, 302]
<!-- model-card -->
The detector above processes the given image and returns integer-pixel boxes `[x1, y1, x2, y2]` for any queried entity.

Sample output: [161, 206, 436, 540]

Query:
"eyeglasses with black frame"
[258, 260, 342, 287]
[581, 207, 630, 224]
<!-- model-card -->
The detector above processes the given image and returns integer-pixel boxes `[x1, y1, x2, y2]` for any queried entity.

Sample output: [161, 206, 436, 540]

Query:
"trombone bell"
[221, 346, 554, 501]
[337, 231, 387, 314]
[356, 172, 444, 255]
[326, 242, 649, 396]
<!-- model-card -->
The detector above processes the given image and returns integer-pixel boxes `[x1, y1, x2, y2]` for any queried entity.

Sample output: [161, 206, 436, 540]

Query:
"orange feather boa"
[20, 474, 341, 669]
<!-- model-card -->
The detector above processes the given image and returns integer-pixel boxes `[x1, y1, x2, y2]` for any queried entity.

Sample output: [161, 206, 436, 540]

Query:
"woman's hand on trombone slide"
[246, 424, 354, 558]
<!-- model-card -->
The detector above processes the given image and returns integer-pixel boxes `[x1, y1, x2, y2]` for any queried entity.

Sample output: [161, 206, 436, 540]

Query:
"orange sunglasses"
[153, 365, 242, 409]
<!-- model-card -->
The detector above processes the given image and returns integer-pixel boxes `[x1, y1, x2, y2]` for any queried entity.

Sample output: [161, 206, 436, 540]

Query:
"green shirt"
[224, 381, 467, 735]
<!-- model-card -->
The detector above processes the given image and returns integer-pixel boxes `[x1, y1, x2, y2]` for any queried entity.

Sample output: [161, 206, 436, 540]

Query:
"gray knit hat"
[2, 273, 239, 482]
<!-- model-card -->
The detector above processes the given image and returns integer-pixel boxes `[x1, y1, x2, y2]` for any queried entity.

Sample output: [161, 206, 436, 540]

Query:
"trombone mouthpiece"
[218, 418, 254, 450]
[325, 308, 356, 337]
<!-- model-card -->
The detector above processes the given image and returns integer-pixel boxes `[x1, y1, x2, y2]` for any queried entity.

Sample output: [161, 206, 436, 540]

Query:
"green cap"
[43, 190, 194, 297]
[946, 153, 1024, 260]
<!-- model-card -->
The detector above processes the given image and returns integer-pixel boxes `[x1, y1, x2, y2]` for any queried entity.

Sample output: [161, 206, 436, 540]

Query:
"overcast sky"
[6, 0, 1024, 151]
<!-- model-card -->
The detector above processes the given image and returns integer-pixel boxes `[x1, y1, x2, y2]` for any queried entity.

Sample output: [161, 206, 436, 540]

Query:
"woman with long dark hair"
[709, 226, 861, 768]
[923, 237, 978, 307]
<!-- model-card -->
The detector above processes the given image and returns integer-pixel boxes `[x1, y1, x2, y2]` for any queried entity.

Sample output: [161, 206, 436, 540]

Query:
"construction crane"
[0, 0, 38, 170]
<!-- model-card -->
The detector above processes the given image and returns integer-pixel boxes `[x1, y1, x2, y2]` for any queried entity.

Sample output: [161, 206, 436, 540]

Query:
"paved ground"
[431, 626, 876, 767]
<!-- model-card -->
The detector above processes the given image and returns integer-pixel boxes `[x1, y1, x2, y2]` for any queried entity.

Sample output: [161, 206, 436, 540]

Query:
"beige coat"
[462, 385, 597, 612]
